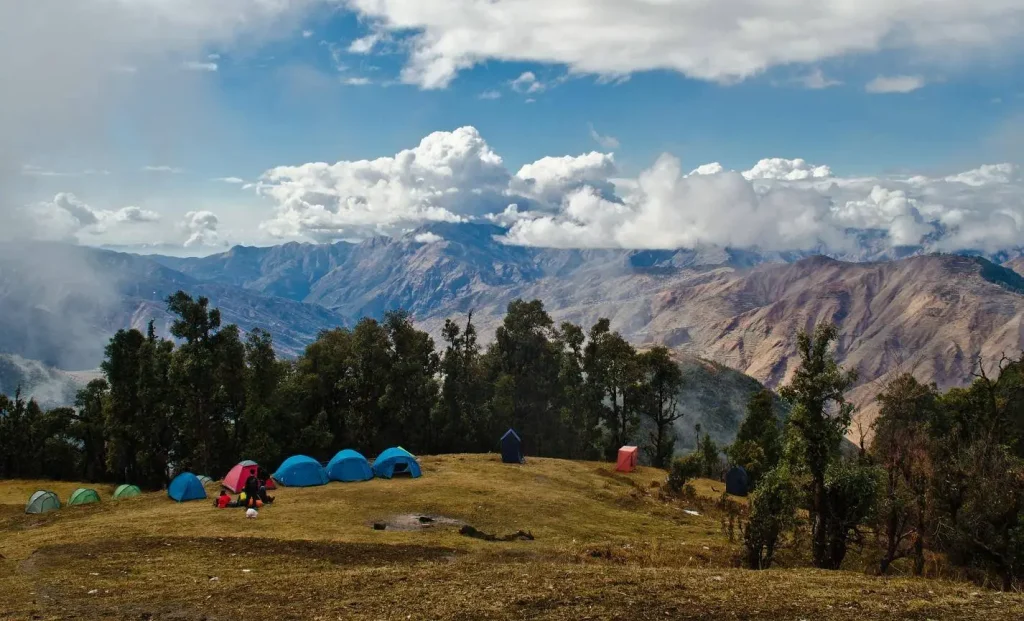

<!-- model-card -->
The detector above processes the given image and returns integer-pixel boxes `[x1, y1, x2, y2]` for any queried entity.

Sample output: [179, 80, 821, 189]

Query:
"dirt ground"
[1, 454, 1021, 620]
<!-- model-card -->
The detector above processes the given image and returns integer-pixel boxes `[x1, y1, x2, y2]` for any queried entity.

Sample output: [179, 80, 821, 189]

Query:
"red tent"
[616, 446, 638, 473]
[222, 460, 275, 493]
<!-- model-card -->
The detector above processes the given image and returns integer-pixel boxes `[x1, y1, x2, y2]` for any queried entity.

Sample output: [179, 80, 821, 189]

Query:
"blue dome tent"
[273, 455, 328, 487]
[326, 449, 373, 482]
[372, 447, 421, 479]
[500, 428, 524, 464]
[168, 472, 208, 502]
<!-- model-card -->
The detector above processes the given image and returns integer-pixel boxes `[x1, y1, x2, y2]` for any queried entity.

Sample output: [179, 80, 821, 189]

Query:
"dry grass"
[1, 454, 1020, 620]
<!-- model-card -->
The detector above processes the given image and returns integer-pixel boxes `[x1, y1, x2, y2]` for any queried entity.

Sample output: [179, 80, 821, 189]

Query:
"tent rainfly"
[168, 472, 208, 502]
[25, 490, 60, 514]
[372, 447, 422, 479]
[273, 455, 329, 487]
[326, 449, 374, 482]
[222, 460, 260, 493]
[113, 484, 142, 499]
[68, 488, 101, 506]
[500, 428, 524, 464]
[616, 446, 639, 473]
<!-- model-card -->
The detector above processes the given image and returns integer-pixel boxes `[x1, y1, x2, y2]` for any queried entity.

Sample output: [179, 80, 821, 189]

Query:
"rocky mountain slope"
[149, 224, 1024, 440]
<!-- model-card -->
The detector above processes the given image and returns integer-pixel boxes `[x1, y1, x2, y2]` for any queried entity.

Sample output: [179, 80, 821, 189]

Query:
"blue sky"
[5, 1, 1024, 254]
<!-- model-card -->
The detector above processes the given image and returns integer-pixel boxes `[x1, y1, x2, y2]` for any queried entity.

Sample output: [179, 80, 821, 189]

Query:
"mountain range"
[3, 222, 1024, 442]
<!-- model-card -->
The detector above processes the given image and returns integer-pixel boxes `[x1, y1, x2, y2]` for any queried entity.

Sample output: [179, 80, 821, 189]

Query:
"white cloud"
[28, 193, 161, 241]
[866, 75, 926, 93]
[21, 165, 110, 177]
[342, 76, 372, 86]
[182, 210, 222, 248]
[303, 30, 314, 38]
[212, 176, 245, 184]
[797, 68, 842, 89]
[510, 71, 545, 94]
[143, 165, 185, 174]
[478, 90, 502, 100]
[349, 33, 382, 54]
[207, 54, 221, 60]
[256, 124, 1024, 255]
[742, 158, 832, 181]
[257, 126, 506, 241]
[588, 124, 620, 150]
[182, 61, 218, 72]
[413, 232, 444, 243]
[343, 0, 1024, 89]
[944, 163, 1018, 186]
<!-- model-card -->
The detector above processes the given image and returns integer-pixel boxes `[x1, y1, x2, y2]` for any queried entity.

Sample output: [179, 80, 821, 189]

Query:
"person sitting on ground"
[258, 484, 275, 505]
[214, 488, 233, 509]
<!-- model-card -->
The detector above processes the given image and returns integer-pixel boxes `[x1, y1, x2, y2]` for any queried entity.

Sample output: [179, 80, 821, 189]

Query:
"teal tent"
[68, 488, 101, 506]
[168, 472, 208, 502]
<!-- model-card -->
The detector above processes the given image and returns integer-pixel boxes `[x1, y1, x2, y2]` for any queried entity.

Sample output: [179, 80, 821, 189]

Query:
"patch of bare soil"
[372, 514, 464, 531]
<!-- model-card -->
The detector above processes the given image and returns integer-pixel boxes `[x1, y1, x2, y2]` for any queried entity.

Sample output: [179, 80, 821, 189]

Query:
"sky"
[3, 0, 1024, 256]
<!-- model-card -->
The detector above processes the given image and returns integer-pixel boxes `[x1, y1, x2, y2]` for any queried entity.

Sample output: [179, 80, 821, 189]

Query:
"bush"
[667, 453, 703, 493]
[744, 466, 799, 569]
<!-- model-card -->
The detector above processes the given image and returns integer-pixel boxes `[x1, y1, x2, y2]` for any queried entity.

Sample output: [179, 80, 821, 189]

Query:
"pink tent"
[222, 460, 275, 493]
[616, 446, 638, 473]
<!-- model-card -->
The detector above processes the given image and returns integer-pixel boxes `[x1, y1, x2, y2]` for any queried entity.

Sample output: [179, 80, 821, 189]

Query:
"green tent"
[196, 475, 214, 486]
[68, 488, 101, 506]
[25, 490, 60, 514]
[113, 484, 142, 499]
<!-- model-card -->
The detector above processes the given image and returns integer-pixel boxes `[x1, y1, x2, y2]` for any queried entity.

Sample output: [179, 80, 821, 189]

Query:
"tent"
[725, 466, 749, 497]
[326, 449, 373, 482]
[500, 428, 524, 464]
[272, 455, 328, 487]
[168, 472, 208, 502]
[222, 460, 260, 493]
[196, 475, 214, 486]
[25, 490, 60, 514]
[67, 488, 100, 507]
[616, 446, 639, 473]
[113, 484, 141, 499]
[372, 447, 421, 479]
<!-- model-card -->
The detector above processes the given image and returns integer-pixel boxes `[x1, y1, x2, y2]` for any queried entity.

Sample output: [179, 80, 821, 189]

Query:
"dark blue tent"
[168, 472, 207, 502]
[725, 466, 749, 497]
[500, 428, 524, 464]
[372, 447, 421, 479]
[273, 455, 328, 487]
[326, 449, 373, 482]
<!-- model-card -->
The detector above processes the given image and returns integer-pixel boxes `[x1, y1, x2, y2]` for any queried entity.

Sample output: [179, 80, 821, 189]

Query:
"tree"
[744, 465, 799, 569]
[726, 390, 782, 487]
[820, 460, 879, 569]
[779, 323, 858, 569]
[871, 374, 937, 575]
[554, 321, 600, 459]
[437, 313, 490, 453]
[696, 431, 722, 479]
[636, 346, 684, 468]
[71, 379, 110, 482]
[238, 328, 283, 465]
[585, 319, 641, 459]
[380, 310, 440, 452]
[486, 300, 562, 456]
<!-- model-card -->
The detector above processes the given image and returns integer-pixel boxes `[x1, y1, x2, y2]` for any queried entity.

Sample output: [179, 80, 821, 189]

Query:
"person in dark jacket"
[243, 474, 261, 510]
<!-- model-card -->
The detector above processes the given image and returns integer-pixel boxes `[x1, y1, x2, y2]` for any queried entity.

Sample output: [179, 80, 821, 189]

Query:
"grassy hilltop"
[1, 455, 1021, 620]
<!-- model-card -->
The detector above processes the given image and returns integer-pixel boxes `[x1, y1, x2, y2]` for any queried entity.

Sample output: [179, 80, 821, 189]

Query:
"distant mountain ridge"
[4, 223, 1024, 444]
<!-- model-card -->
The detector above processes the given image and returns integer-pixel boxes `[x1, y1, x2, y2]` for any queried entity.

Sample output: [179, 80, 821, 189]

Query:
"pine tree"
[636, 346, 684, 468]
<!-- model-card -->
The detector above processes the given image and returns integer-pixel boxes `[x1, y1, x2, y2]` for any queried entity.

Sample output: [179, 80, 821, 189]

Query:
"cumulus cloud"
[413, 232, 444, 244]
[797, 68, 842, 90]
[256, 125, 1024, 256]
[257, 126, 507, 241]
[182, 210, 222, 248]
[28, 193, 161, 241]
[866, 75, 926, 93]
[510, 72, 545, 94]
[343, 0, 1024, 89]
[742, 158, 832, 181]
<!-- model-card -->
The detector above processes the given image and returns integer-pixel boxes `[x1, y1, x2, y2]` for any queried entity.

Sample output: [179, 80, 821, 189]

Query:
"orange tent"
[616, 446, 638, 473]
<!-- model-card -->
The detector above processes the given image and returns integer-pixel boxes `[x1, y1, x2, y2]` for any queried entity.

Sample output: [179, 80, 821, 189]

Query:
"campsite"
[2, 453, 1022, 620]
